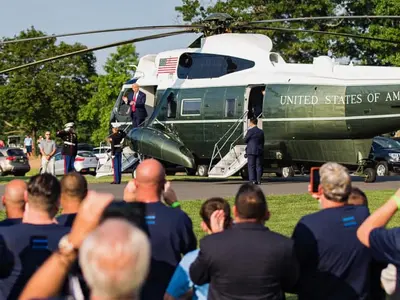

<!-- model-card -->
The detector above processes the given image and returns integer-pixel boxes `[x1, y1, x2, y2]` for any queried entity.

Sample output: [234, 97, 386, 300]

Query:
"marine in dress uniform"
[56, 122, 78, 174]
[244, 117, 265, 184]
[109, 125, 126, 184]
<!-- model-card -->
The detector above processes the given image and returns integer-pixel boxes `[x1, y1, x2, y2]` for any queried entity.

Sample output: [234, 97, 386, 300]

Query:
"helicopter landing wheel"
[364, 168, 377, 183]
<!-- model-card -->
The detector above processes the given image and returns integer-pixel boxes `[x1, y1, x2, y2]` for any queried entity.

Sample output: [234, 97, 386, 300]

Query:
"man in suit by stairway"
[123, 83, 148, 127]
[244, 117, 265, 185]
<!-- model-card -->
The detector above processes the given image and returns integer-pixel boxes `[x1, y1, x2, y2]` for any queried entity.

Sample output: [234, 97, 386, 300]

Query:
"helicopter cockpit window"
[181, 99, 201, 116]
[177, 53, 254, 79]
[167, 92, 177, 118]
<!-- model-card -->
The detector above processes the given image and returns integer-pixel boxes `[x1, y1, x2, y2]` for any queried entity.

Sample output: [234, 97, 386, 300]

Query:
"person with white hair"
[56, 122, 78, 174]
[18, 191, 151, 300]
[291, 162, 381, 300]
[79, 218, 151, 299]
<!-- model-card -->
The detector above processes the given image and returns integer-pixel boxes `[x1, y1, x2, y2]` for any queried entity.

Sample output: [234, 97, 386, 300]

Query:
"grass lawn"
[0, 185, 395, 299]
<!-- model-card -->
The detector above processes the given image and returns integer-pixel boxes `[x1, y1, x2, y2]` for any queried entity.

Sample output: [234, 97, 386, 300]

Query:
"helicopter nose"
[127, 127, 196, 169]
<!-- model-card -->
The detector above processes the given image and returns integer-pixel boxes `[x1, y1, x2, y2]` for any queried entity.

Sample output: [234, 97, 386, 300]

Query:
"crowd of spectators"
[0, 159, 398, 299]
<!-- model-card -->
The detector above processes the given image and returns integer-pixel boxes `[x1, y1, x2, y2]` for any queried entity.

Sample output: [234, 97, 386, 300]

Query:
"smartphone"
[101, 201, 149, 236]
[310, 167, 320, 193]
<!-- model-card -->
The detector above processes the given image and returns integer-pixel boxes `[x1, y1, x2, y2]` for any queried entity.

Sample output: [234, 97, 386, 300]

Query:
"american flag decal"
[157, 57, 178, 74]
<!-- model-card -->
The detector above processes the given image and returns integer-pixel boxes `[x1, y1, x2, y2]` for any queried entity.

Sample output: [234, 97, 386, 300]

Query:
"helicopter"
[3, 13, 400, 182]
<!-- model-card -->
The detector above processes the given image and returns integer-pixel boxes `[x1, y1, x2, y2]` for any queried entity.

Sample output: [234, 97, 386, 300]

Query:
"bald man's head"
[135, 159, 165, 184]
[60, 172, 88, 202]
[2, 179, 27, 209]
[134, 159, 166, 199]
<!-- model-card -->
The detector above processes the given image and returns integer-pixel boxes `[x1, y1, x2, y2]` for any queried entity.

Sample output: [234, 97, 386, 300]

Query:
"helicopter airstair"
[208, 111, 250, 178]
[95, 146, 139, 178]
[208, 145, 247, 178]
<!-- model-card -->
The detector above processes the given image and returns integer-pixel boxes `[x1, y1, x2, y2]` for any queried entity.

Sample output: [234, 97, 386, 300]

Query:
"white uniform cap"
[65, 122, 75, 128]
[112, 123, 121, 129]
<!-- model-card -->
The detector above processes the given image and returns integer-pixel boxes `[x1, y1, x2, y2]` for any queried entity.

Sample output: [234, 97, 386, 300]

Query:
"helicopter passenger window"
[181, 99, 201, 116]
[225, 99, 236, 117]
[177, 53, 255, 79]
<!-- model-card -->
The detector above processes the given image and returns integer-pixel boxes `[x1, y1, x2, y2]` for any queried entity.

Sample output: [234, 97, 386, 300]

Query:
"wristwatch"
[58, 234, 78, 256]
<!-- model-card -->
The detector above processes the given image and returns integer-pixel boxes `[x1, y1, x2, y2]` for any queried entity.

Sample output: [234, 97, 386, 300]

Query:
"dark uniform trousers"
[64, 155, 75, 174]
[110, 130, 126, 184]
[56, 130, 78, 174]
[112, 152, 122, 184]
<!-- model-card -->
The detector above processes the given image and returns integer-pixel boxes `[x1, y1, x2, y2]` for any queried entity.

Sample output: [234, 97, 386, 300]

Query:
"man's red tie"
[131, 93, 137, 112]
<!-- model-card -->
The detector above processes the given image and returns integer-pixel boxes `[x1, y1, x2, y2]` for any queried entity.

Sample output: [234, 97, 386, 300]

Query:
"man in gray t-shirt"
[40, 131, 56, 175]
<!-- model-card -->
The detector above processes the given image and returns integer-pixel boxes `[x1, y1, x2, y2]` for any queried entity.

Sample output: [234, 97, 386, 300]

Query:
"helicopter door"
[244, 85, 265, 134]
[140, 85, 157, 118]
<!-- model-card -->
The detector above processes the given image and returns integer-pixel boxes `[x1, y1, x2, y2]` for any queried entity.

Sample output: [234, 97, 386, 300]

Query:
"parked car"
[93, 146, 111, 166]
[46, 151, 98, 176]
[55, 143, 94, 154]
[0, 147, 30, 176]
[370, 136, 400, 176]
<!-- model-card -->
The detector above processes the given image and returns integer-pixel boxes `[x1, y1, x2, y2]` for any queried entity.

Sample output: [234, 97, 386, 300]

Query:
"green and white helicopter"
[3, 13, 400, 182]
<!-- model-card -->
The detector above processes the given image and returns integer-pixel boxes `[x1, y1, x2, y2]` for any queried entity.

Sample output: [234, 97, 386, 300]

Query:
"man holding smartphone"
[291, 162, 376, 300]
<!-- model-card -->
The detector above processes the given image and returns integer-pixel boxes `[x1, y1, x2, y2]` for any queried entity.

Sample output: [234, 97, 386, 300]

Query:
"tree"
[78, 44, 139, 145]
[361, 0, 400, 66]
[0, 27, 97, 146]
[175, 0, 400, 65]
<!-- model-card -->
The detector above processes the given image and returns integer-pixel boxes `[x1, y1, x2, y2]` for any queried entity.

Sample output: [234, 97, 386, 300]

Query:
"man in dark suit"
[189, 183, 299, 300]
[245, 117, 264, 184]
[123, 83, 148, 127]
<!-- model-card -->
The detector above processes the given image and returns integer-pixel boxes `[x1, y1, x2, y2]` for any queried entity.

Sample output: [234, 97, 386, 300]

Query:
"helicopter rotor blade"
[0, 29, 195, 74]
[242, 26, 400, 45]
[245, 15, 400, 25]
[0, 24, 203, 45]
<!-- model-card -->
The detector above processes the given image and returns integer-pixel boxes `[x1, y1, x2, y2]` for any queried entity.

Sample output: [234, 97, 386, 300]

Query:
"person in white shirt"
[24, 135, 33, 157]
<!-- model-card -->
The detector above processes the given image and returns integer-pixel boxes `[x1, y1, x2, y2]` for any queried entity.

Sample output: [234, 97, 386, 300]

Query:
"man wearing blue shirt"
[56, 172, 87, 227]
[164, 197, 232, 300]
[0, 179, 26, 226]
[292, 162, 374, 300]
[357, 187, 400, 297]
[0, 174, 70, 299]
[131, 159, 197, 300]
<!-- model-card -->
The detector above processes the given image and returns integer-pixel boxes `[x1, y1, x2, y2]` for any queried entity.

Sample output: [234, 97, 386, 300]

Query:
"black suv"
[370, 136, 400, 176]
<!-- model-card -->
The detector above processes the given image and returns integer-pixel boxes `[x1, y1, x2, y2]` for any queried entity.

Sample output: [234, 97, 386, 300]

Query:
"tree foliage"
[78, 44, 139, 145]
[175, 0, 400, 65]
[0, 27, 97, 143]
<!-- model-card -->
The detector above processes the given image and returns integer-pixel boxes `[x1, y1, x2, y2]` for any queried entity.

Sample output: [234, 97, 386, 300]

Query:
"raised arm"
[357, 189, 400, 247]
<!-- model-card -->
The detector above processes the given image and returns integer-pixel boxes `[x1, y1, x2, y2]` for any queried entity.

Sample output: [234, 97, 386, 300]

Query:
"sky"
[0, 0, 202, 73]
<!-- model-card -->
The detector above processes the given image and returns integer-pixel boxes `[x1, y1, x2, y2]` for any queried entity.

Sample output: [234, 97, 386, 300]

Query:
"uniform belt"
[114, 145, 122, 147]
[64, 141, 76, 146]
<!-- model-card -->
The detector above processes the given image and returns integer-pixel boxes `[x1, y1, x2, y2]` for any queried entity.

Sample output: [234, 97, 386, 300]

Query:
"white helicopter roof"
[131, 32, 400, 89]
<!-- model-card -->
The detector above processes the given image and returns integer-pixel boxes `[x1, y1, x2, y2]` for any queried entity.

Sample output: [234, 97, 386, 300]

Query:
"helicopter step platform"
[208, 145, 247, 178]
[95, 146, 139, 178]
